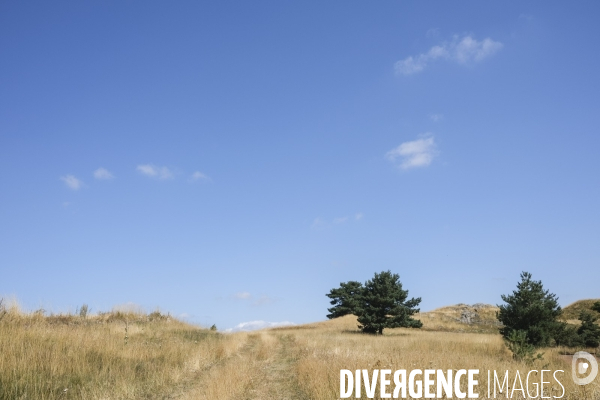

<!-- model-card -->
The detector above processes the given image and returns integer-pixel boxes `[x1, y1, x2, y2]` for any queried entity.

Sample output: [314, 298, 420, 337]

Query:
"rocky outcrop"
[455, 304, 501, 326]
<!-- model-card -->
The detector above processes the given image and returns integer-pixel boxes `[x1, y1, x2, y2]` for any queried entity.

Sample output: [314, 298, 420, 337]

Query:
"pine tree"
[591, 301, 600, 314]
[497, 272, 563, 347]
[326, 281, 364, 319]
[577, 310, 600, 348]
[356, 271, 422, 334]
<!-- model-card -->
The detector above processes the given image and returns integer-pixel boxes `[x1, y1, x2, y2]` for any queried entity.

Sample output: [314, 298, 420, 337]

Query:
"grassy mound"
[560, 299, 600, 321]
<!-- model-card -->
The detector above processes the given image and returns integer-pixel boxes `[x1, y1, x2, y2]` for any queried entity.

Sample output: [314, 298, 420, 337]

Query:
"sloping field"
[2, 303, 599, 399]
[275, 315, 597, 400]
[560, 299, 600, 321]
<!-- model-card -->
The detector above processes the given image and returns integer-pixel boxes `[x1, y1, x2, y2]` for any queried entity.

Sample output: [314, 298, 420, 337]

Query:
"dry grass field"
[1, 299, 599, 399]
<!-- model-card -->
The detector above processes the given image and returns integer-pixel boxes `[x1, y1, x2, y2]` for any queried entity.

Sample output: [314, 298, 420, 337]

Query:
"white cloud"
[60, 175, 83, 190]
[395, 35, 503, 75]
[234, 292, 251, 300]
[430, 114, 443, 122]
[355, 213, 364, 221]
[93, 167, 114, 180]
[136, 164, 174, 180]
[191, 171, 210, 181]
[224, 320, 295, 333]
[386, 135, 438, 170]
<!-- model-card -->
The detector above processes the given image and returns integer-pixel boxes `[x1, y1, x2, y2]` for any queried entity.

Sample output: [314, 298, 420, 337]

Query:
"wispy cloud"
[430, 114, 444, 122]
[253, 295, 274, 306]
[190, 171, 211, 182]
[395, 34, 503, 75]
[386, 135, 438, 170]
[426, 28, 440, 38]
[224, 320, 295, 333]
[93, 167, 114, 180]
[333, 216, 348, 224]
[136, 164, 174, 180]
[232, 292, 275, 306]
[60, 175, 83, 190]
[312, 213, 364, 229]
[311, 217, 326, 230]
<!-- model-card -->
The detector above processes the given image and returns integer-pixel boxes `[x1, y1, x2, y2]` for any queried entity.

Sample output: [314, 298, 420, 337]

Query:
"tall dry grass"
[0, 300, 238, 400]
[289, 315, 600, 400]
[3, 299, 599, 399]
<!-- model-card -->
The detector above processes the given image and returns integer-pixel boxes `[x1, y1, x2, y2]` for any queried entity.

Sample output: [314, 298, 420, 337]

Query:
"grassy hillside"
[560, 299, 600, 321]
[0, 302, 241, 400]
[2, 300, 598, 400]
[416, 303, 501, 333]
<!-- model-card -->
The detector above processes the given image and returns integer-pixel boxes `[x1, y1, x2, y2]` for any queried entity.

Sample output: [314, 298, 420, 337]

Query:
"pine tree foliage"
[577, 310, 600, 348]
[326, 281, 364, 319]
[326, 271, 422, 334]
[357, 271, 422, 334]
[497, 272, 563, 347]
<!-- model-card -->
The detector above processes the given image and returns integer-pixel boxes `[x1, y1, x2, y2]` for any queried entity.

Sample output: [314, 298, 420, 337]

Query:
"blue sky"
[1, 2, 599, 331]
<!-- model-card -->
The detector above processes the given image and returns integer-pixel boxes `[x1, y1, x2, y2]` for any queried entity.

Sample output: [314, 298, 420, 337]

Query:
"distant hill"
[290, 303, 503, 334]
[560, 299, 600, 321]
[291, 300, 600, 335]
[416, 303, 501, 333]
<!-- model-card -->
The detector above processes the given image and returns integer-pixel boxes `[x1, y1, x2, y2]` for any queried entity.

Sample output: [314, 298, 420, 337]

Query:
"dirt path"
[173, 331, 306, 400]
[242, 333, 306, 400]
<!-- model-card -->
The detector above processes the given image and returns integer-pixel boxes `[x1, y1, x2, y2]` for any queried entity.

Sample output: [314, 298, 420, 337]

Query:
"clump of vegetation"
[77, 303, 89, 318]
[503, 329, 544, 364]
[577, 310, 600, 348]
[326, 270, 422, 334]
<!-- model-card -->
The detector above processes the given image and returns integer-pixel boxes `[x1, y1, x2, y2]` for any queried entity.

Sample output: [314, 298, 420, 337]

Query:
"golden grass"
[2, 300, 599, 399]
[288, 315, 600, 399]
[0, 303, 238, 400]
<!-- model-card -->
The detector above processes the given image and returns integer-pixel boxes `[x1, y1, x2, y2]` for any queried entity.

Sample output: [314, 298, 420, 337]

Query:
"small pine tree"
[210, 324, 217, 331]
[326, 281, 363, 319]
[591, 301, 600, 314]
[504, 330, 544, 364]
[577, 310, 600, 348]
[356, 271, 422, 334]
[497, 272, 563, 347]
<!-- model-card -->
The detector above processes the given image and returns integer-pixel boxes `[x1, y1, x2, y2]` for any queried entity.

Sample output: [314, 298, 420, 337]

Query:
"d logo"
[572, 351, 598, 385]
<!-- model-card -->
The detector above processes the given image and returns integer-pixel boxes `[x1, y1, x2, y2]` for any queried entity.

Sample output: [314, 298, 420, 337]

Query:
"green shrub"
[504, 329, 544, 364]
[577, 310, 600, 348]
